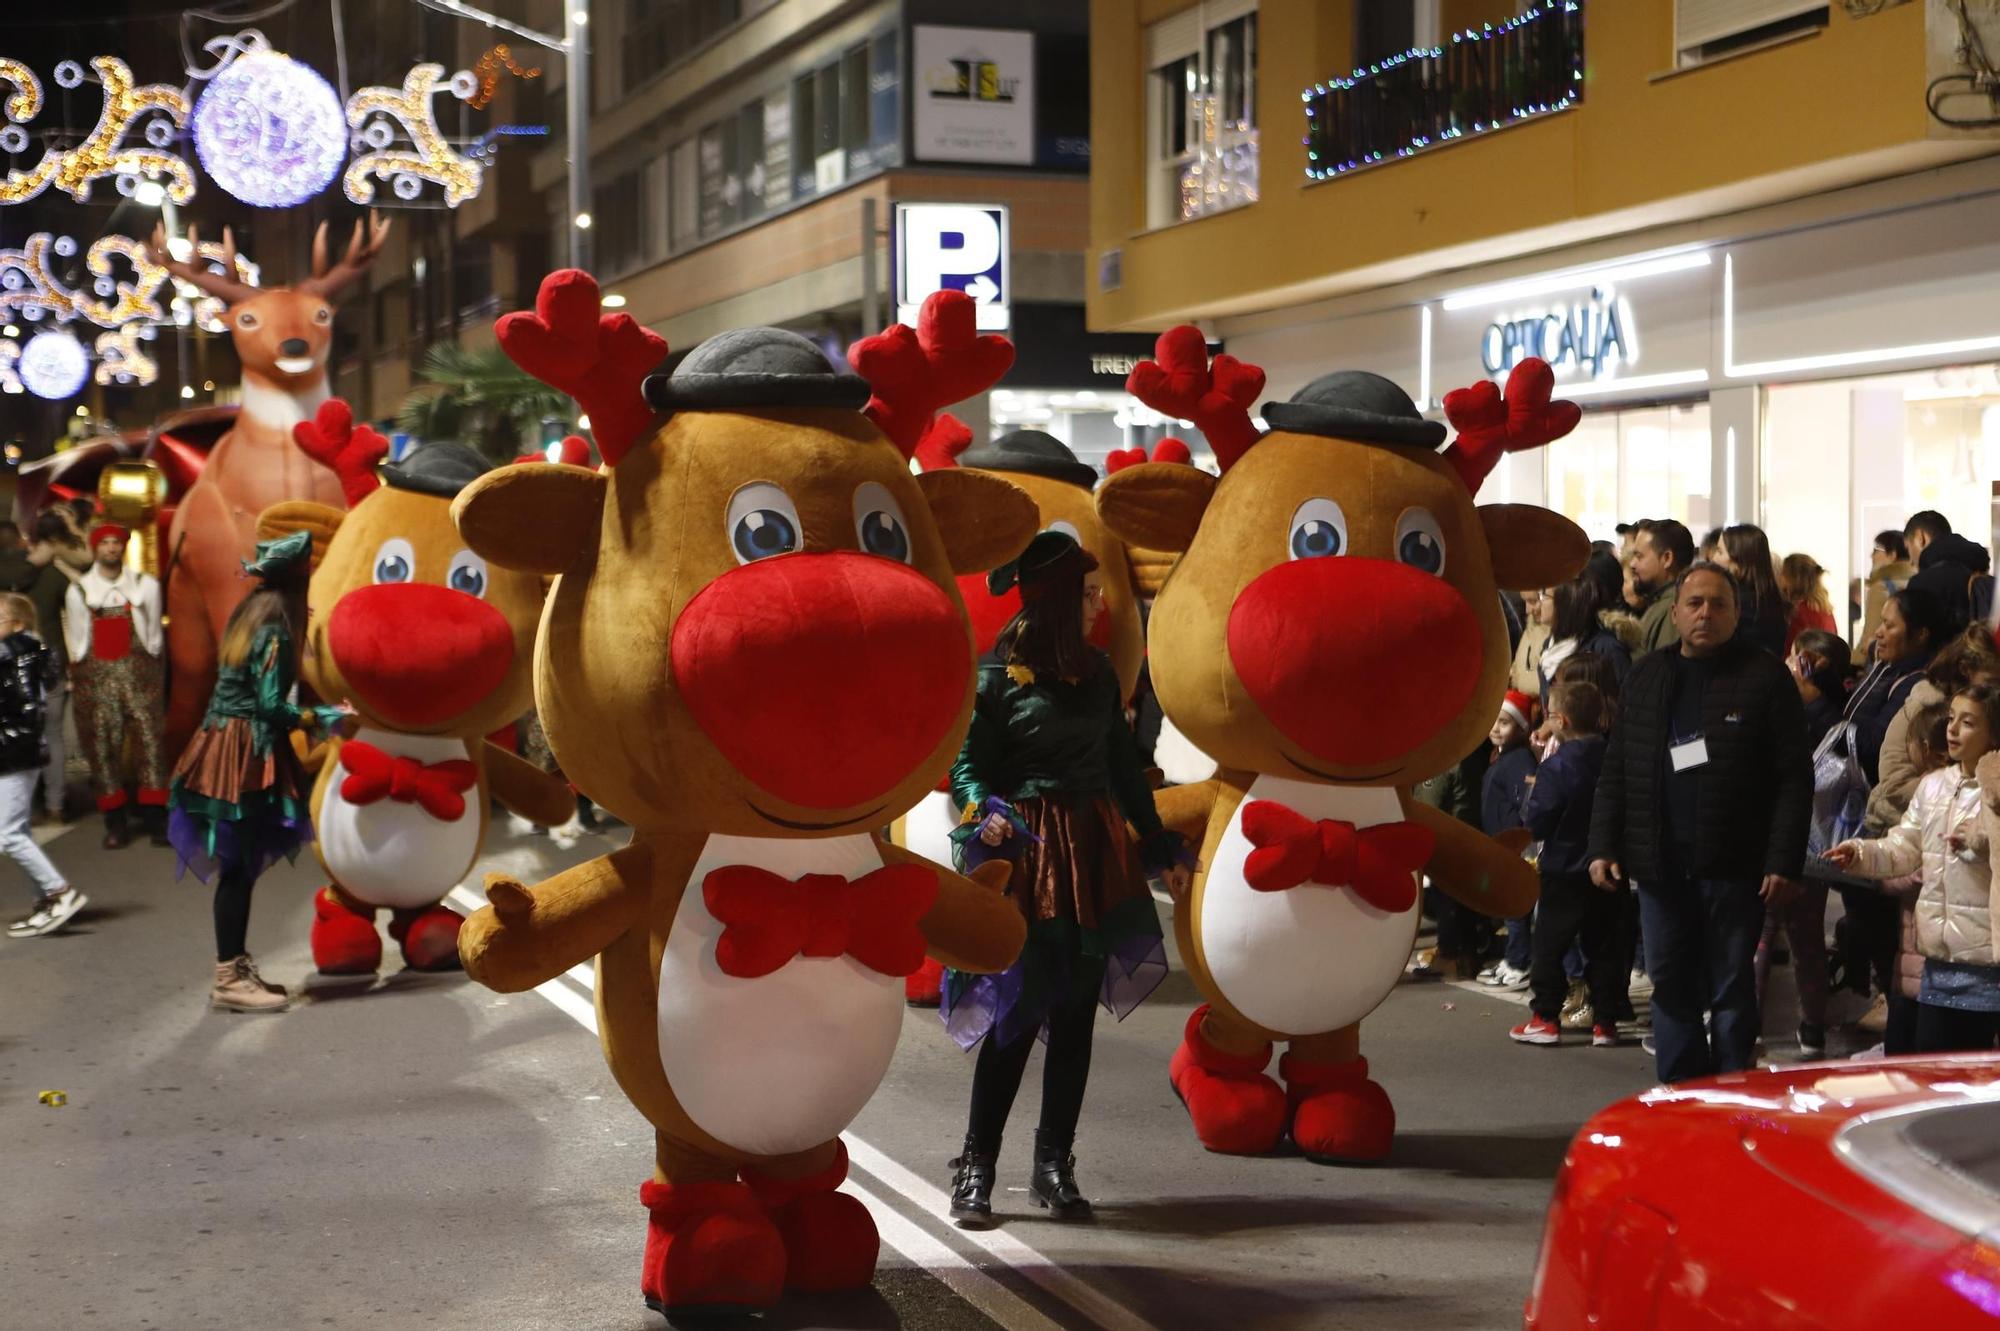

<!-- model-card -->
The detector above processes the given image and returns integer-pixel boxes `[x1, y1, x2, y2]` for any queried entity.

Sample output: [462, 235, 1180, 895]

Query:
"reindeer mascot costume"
[1097, 332, 1588, 1164]
[450, 273, 1038, 1316]
[255, 405, 573, 975]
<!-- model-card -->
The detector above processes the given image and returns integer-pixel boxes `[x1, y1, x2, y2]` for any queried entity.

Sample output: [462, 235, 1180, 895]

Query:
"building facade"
[1090, 0, 2000, 637]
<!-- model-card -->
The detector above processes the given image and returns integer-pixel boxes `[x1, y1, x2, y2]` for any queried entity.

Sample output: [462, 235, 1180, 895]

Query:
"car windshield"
[1840, 1100, 2000, 1241]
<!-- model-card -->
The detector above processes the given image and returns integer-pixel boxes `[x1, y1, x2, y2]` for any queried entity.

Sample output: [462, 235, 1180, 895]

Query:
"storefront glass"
[1765, 363, 2000, 645]
[1543, 400, 1711, 544]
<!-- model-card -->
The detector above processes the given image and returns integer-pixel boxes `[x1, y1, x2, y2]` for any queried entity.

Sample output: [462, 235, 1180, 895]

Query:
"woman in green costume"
[943, 528, 1193, 1226]
[168, 531, 348, 1012]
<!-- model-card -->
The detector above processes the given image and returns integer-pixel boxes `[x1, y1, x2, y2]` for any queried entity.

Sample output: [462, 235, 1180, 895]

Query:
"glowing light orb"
[19, 329, 88, 400]
[192, 51, 345, 208]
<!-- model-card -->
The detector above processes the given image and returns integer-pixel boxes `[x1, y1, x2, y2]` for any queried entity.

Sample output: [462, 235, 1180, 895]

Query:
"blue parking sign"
[894, 203, 1010, 331]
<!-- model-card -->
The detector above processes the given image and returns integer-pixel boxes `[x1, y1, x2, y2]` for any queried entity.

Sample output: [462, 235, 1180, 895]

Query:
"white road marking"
[446, 880, 1157, 1331]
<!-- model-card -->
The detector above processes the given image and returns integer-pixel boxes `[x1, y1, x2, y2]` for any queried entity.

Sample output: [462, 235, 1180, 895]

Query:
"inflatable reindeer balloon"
[1097, 330, 1589, 1164]
[450, 273, 1038, 1316]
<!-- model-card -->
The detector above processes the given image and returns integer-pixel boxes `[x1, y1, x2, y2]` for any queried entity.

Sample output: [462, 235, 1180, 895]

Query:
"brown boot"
[211, 956, 290, 1013]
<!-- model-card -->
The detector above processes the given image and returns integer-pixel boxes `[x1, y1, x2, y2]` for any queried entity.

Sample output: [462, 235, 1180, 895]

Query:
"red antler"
[1441, 357, 1581, 496]
[496, 269, 668, 467]
[294, 398, 389, 507]
[913, 413, 973, 472]
[848, 290, 1014, 460]
[1125, 327, 1264, 471]
[513, 435, 592, 467]
[1106, 438, 1196, 474]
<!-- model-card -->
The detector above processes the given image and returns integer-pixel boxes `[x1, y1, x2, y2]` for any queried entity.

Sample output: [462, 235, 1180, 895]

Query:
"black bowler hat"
[381, 441, 491, 498]
[1261, 371, 1446, 449]
[957, 429, 1099, 490]
[987, 528, 1098, 596]
[641, 327, 871, 413]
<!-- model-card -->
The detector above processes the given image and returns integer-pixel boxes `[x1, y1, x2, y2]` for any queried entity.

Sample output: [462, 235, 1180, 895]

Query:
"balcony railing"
[1302, 0, 1584, 183]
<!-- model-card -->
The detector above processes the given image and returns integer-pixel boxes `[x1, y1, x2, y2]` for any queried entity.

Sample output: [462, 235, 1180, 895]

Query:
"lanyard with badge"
[1670, 669, 1709, 774]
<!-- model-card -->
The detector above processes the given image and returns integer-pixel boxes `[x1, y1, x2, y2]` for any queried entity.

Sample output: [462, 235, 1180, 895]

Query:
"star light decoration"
[345, 64, 483, 207]
[192, 49, 347, 209]
[0, 56, 191, 205]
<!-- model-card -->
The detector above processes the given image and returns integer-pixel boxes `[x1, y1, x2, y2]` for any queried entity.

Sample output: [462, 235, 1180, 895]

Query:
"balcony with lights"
[1302, 2, 1584, 183]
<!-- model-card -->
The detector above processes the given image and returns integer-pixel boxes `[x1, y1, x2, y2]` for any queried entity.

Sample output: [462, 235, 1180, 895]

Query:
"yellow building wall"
[1090, 0, 1961, 330]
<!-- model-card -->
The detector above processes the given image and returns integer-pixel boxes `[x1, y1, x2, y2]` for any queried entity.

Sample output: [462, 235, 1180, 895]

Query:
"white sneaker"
[1490, 962, 1531, 990]
[8, 887, 87, 938]
[1848, 1042, 1887, 1062]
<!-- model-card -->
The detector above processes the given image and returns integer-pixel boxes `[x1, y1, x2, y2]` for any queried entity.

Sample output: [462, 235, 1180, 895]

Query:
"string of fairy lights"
[0, 5, 543, 403]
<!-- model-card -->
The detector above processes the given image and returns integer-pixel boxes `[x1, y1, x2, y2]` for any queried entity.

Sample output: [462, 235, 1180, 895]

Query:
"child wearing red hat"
[1479, 690, 1539, 989]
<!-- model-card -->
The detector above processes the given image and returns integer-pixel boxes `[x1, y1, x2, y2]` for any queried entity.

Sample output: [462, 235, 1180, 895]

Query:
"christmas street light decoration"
[0, 56, 192, 205]
[93, 324, 158, 387]
[344, 64, 483, 207]
[0, 231, 258, 330]
[192, 48, 346, 209]
[468, 45, 541, 111]
[18, 327, 89, 399]
[0, 339, 20, 394]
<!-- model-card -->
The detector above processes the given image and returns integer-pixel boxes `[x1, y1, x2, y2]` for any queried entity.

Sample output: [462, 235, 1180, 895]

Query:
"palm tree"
[396, 341, 572, 465]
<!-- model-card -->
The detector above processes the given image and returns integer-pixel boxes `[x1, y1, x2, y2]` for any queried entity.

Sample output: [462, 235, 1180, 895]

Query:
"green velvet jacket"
[949, 655, 1176, 869]
[199, 624, 336, 756]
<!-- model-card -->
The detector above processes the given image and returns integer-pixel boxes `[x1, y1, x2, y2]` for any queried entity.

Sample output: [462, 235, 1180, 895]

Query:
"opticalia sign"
[1481, 288, 1635, 380]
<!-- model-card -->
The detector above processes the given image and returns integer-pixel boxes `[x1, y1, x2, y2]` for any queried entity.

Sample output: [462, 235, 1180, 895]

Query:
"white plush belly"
[657, 833, 904, 1157]
[904, 790, 960, 867]
[317, 729, 482, 910]
[1198, 776, 1419, 1037]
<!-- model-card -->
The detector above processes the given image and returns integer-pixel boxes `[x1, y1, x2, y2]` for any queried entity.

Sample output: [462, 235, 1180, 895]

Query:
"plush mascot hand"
[486, 874, 535, 920]
[496, 269, 667, 466]
[293, 399, 389, 507]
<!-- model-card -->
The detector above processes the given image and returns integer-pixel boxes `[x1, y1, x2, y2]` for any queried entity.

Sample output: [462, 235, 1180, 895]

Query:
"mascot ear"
[452, 464, 607, 575]
[915, 468, 1040, 575]
[257, 501, 345, 573]
[1095, 462, 1217, 554]
[1481, 505, 1591, 590]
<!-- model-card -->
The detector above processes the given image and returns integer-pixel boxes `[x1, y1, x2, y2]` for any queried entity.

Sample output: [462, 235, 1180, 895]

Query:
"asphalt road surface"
[7, 817, 1843, 1330]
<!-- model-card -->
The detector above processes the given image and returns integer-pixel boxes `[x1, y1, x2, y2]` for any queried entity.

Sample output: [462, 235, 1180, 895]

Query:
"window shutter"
[1675, 0, 1825, 52]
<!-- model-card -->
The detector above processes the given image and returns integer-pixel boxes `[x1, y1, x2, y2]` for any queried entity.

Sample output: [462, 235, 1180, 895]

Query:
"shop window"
[791, 73, 817, 200]
[842, 44, 872, 174]
[594, 170, 645, 277]
[1146, 2, 1259, 230]
[814, 61, 845, 190]
[620, 0, 753, 95]
[698, 123, 725, 240]
[869, 32, 900, 160]
[668, 138, 698, 252]
[1544, 401, 1711, 545]
[734, 101, 764, 224]
[762, 93, 793, 213]
[1675, 1, 1828, 69]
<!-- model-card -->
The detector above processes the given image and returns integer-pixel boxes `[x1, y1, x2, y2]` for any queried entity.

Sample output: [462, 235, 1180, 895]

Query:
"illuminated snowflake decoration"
[19, 328, 88, 399]
[193, 51, 345, 208]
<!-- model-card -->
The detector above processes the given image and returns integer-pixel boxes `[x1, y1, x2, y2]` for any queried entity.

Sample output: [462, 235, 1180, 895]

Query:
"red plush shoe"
[1280, 1052, 1396, 1164]
[743, 1142, 879, 1292]
[639, 1179, 786, 1315]
[391, 905, 464, 971]
[311, 888, 381, 975]
[904, 957, 944, 1008]
[1168, 1004, 1287, 1155]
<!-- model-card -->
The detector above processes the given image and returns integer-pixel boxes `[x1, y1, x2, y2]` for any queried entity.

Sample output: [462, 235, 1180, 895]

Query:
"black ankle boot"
[948, 1134, 997, 1228]
[1029, 1131, 1091, 1220]
[101, 806, 129, 850]
[146, 806, 172, 847]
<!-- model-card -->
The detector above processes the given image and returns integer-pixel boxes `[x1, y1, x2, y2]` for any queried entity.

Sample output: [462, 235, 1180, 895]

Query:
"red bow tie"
[339, 740, 479, 822]
[1240, 800, 1433, 912]
[703, 863, 938, 980]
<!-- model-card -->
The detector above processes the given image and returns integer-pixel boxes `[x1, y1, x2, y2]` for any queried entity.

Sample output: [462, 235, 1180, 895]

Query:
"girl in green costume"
[169, 530, 348, 1011]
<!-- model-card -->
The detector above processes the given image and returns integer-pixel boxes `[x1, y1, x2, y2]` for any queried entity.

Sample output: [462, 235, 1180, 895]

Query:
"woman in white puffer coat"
[1830, 685, 2000, 1053]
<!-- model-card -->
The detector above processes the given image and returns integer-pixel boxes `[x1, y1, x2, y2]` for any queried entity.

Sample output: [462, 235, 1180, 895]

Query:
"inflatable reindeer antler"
[848, 290, 1014, 460]
[1105, 438, 1195, 474]
[1125, 327, 1264, 472]
[912, 413, 974, 472]
[293, 399, 389, 507]
[513, 435, 592, 468]
[496, 269, 668, 467]
[1441, 357, 1580, 495]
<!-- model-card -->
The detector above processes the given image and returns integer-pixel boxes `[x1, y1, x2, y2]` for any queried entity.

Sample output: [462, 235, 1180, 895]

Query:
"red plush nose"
[1227, 559, 1483, 768]
[674, 553, 972, 810]
[955, 575, 1114, 654]
[328, 584, 516, 729]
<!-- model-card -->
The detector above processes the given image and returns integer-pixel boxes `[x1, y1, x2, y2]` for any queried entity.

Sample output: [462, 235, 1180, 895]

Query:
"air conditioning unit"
[1676, 0, 1830, 67]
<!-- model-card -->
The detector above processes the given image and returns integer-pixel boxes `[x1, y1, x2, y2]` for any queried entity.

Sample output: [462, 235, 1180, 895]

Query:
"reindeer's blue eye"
[851, 482, 912, 563]
[726, 483, 803, 564]
[1287, 498, 1348, 560]
[372, 537, 414, 584]
[447, 550, 488, 598]
[1395, 508, 1447, 576]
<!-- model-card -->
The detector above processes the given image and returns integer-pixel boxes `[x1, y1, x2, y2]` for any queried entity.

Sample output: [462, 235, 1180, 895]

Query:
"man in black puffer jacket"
[1588, 564, 1812, 1083]
[1905, 528, 1989, 632]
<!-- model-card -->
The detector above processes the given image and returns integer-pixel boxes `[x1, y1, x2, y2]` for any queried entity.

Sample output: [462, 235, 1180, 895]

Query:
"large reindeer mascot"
[451, 272, 1038, 1315]
[144, 216, 389, 754]
[1097, 333, 1589, 1164]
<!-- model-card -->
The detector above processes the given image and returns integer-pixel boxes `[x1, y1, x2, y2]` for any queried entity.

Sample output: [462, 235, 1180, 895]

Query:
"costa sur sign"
[1481, 290, 1633, 380]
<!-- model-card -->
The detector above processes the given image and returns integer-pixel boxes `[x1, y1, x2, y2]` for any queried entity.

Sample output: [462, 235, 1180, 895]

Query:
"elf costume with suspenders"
[63, 524, 168, 845]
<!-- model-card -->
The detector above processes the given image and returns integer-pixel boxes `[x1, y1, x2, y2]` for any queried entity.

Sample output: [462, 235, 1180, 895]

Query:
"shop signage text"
[1481, 289, 1634, 380]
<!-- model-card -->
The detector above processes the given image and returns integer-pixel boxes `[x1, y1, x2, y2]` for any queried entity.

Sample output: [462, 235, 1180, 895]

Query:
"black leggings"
[966, 954, 1107, 1154]
[213, 861, 255, 962]
[1915, 1001, 2000, 1053]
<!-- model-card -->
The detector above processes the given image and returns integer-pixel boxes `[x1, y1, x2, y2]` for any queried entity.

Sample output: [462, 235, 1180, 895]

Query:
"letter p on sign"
[895, 203, 1010, 331]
